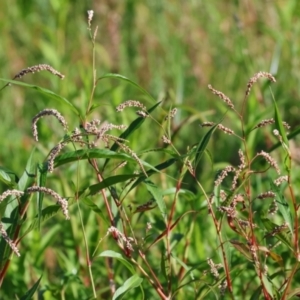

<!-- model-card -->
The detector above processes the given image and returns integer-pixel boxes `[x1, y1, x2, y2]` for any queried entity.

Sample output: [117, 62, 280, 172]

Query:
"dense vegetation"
[1, 1, 300, 299]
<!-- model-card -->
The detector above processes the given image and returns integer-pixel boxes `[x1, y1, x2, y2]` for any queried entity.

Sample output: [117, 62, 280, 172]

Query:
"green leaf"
[22, 204, 65, 237]
[144, 180, 166, 220]
[0, 150, 37, 267]
[287, 287, 300, 299]
[102, 101, 161, 171]
[54, 149, 159, 172]
[261, 217, 293, 251]
[88, 158, 178, 195]
[17, 148, 37, 193]
[0, 78, 80, 116]
[36, 163, 48, 230]
[160, 252, 168, 282]
[0, 166, 18, 187]
[261, 274, 274, 299]
[273, 94, 289, 146]
[194, 124, 218, 169]
[271, 182, 293, 234]
[172, 255, 194, 280]
[230, 240, 253, 261]
[112, 274, 143, 300]
[97, 73, 156, 103]
[272, 93, 291, 173]
[88, 174, 138, 195]
[98, 250, 135, 274]
[162, 188, 196, 200]
[129, 158, 178, 191]
[109, 101, 161, 151]
[20, 274, 43, 300]
[81, 198, 108, 224]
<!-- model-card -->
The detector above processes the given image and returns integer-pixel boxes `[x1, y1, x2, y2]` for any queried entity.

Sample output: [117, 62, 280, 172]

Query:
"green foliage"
[1, 2, 300, 300]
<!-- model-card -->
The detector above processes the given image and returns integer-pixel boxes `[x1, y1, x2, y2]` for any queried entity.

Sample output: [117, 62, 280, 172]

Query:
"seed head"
[0, 223, 20, 257]
[87, 10, 94, 28]
[208, 84, 234, 109]
[215, 166, 235, 187]
[0, 189, 24, 203]
[258, 151, 280, 175]
[13, 64, 64, 80]
[274, 175, 288, 186]
[246, 72, 276, 96]
[217, 124, 234, 135]
[26, 186, 69, 219]
[116, 100, 146, 112]
[257, 191, 276, 200]
[32, 109, 68, 142]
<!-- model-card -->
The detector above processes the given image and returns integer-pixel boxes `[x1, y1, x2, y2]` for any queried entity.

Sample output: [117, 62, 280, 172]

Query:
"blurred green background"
[1, 1, 300, 299]
[1, 0, 300, 172]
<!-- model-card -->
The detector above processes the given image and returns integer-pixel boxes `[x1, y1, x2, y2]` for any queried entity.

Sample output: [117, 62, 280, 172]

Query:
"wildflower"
[207, 258, 223, 279]
[258, 151, 280, 175]
[254, 118, 275, 129]
[0, 189, 24, 203]
[257, 191, 276, 200]
[26, 186, 69, 219]
[246, 72, 276, 96]
[164, 108, 178, 120]
[208, 84, 234, 109]
[47, 141, 68, 173]
[201, 122, 215, 127]
[32, 109, 68, 142]
[116, 100, 146, 112]
[217, 124, 234, 135]
[215, 166, 235, 187]
[274, 175, 288, 186]
[13, 64, 64, 80]
[0, 223, 20, 257]
[87, 10, 94, 28]
[162, 135, 171, 144]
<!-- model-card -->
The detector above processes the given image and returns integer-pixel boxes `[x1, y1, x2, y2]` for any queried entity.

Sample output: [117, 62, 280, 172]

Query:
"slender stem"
[76, 199, 97, 298]
[0, 198, 30, 286]
[177, 216, 195, 281]
[281, 261, 299, 300]
[288, 181, 299, 258]
[166, 177, 182, 296]
[205, 191, 233, 296]
[88, 158, 115, 225]
[86, 27, 97, 115]
[131, 256, 168, 300]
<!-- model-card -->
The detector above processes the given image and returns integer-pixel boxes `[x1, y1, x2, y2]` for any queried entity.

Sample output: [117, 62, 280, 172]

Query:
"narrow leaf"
[20, 274, 43, 300]
[88, 174, 139, 195]
[0, 78, 79, 116]
[98, 250, 135, 274]
[273, 93, 289, 146]
[54, 149, 159, 172]
[18, 148, 37, 192]
[261, 217, 292, 251]
[194, 124, 218, 169]
[36, 163, 48, 230]
[22, 205, 65, 237]
[97, 73, 156, 103]
[109, 101, 161, 153]
[112, 274, 143, 300]
[230, 240, 252, 261]
[0, 166, 18, 187]
[81, 198, 108, 224]
[271, 182, 293, 234]
[144, 180, 167, 220]
[129, 158, 178, 191]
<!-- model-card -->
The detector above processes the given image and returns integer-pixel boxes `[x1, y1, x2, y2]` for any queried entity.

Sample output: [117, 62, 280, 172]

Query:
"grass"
[1, 1, 300, 299]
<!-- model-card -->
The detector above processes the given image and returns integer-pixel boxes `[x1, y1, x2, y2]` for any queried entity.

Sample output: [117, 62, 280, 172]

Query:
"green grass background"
[1, 1, 300, 299]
